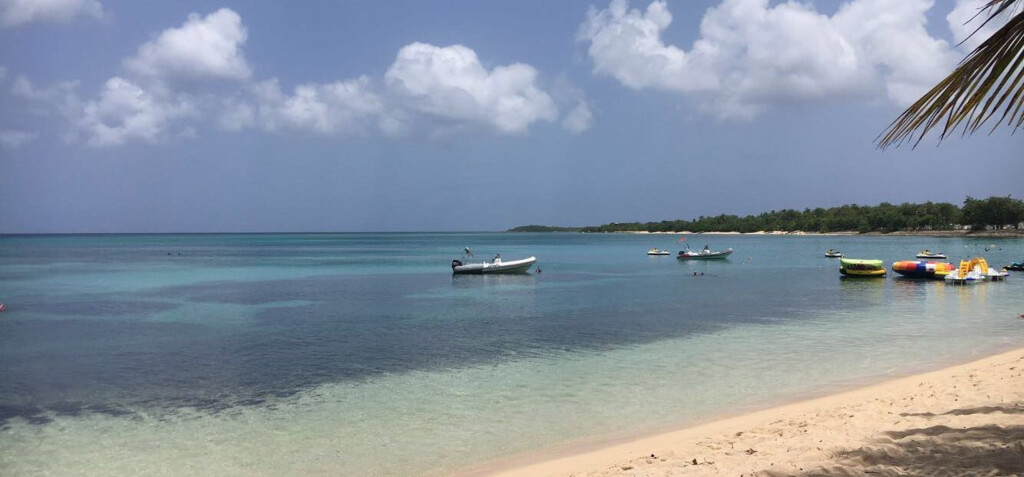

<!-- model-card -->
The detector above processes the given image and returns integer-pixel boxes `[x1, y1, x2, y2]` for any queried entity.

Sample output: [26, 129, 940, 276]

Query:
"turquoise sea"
[1, 233, 1023, 476]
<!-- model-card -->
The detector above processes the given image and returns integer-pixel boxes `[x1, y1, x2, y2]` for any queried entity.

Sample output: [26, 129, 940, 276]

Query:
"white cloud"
[579, 0, 959, 119]
[948, 0, 1012, 51]
[250, 77, 383, 135]
[0, 0, 103, 28]
[9, 14, 571, 145]
[385, 42, 557, 134]
[579, 1, 714, 92]
[245, 43, 568, 137]
[0, 129, 35, 148]
[13, 8, 253, 146]
[832, 0, 958, 105]
[77, 76, 194, 146]
[124, 8, 251, 82]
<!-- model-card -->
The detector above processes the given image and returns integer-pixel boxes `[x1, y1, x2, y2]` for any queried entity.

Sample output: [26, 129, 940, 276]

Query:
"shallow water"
[1, 233, 1022, 475]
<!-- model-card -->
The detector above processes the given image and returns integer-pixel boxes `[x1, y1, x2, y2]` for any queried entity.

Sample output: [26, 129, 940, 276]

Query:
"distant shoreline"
[604, 229, 1024, 238]
[509, 197, 1024, 236]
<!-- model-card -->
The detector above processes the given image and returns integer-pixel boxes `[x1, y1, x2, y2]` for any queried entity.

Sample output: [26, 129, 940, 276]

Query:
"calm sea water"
[1, 233, 1023, 476]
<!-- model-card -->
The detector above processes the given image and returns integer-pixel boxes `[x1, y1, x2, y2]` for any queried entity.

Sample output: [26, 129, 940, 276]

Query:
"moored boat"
[647, 248, 671, 256]
[915, 250, 947, 259]
[677, 244, 732, 260]
[840, 258, 886, 277]
[825, 249, 843, 258]
[1007, 261, 1024, 271]
[891, 260, 955, 279]
[451, 254, 537, 274]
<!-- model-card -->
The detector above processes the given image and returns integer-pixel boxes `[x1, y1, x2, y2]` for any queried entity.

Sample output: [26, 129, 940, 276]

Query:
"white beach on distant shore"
[623, 231, 858, 236]
[464, 347, 1024, 476]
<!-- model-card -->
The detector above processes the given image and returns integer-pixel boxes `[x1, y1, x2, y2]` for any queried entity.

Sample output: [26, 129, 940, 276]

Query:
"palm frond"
[877, 0, 1024, 148]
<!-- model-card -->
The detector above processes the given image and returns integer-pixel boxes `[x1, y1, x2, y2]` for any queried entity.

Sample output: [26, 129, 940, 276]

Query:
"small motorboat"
[891, 260, 955, 279]
[677, 244, 732, 260]
[945, 257, 989, 285]
[916, 250, 947, 259]
[647, 248, 671, 256]
[1006, 261, 1024, 271]
[840, 258, 886, 277]
[825, 249, 843, 258]
[452, 255, 537, 274]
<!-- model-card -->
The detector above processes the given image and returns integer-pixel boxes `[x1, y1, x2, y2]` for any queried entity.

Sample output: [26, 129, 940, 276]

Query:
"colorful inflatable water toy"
[891, 260, 955, 279]
[840, 258, 886, 277]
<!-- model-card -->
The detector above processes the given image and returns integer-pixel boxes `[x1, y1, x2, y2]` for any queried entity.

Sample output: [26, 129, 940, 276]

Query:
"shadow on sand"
[764, 405, 1024, 477]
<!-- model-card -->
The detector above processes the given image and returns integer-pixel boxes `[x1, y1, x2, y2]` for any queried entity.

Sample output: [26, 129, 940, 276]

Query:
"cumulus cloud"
[9, 9, 578, 146]
[0, 129, 35, 148]
[124, 8, 251, 82]
[77, 76, 194, 146]
[831, 0, 958, 105]
[8, 8, 251, 146]
[0, 0, 103, 28]
[250, 77, 383, 134]
[239, 43, 566, 137]
[579, 1, 713, 92]
[579, 0, 959, 119]
[11, 74, 187, 147]
[385, 42, 557, 134]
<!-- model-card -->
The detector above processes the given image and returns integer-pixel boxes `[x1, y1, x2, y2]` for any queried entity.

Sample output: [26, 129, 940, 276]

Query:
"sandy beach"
[618, 230, 1024, 238]
[468, 347, 1024, 477]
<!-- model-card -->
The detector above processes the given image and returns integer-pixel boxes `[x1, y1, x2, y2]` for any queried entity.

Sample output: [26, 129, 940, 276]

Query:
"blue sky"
[0, 0, 1020, 233]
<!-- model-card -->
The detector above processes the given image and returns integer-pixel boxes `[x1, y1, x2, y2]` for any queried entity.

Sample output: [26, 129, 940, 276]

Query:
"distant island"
[509, 196, 1024, 235]
[507, 225, 583, 232]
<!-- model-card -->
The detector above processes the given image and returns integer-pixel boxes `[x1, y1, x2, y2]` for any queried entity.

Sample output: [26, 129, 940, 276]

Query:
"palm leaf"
[877, 0, 1024, 148]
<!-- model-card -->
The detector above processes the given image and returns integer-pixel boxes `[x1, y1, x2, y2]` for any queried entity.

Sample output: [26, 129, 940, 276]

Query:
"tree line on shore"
[509, 196, 1024, 234]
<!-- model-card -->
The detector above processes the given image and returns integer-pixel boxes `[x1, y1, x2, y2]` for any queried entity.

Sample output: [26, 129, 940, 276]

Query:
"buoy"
[0, 303, 5, 313]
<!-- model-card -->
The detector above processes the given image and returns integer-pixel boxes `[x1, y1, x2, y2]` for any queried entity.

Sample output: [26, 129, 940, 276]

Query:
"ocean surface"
[1, 232, 1023, 476]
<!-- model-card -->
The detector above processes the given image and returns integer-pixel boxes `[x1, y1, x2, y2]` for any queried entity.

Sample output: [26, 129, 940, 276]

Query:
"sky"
[0, 0, 1020, 233]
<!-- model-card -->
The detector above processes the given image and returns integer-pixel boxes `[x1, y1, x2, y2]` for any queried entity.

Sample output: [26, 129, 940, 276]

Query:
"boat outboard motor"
[451, 259, 463, 270]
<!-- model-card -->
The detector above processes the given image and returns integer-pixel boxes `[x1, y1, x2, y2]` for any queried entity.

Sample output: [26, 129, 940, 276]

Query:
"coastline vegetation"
[507, 225, 583, 232]
[509, 196, 1024, 234]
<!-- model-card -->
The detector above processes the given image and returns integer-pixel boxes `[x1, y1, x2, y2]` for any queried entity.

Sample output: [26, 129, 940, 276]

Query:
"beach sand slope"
[482, 349, 1024, 477]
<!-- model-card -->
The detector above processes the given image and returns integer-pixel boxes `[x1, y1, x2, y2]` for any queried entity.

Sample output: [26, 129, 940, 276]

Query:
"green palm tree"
[877, 0, 1023, 148]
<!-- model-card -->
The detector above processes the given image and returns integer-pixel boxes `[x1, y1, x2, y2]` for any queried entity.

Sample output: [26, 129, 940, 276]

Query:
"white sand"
[464, 347, 1024, 476]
